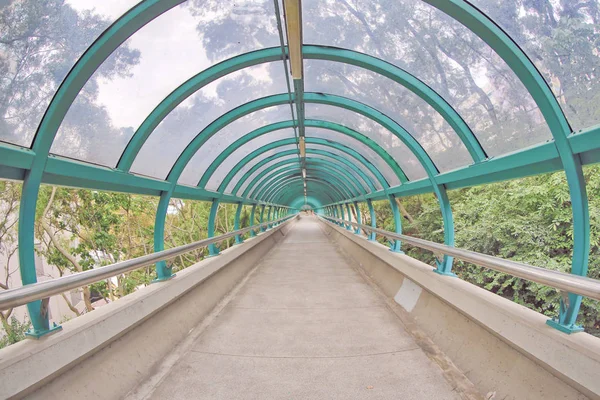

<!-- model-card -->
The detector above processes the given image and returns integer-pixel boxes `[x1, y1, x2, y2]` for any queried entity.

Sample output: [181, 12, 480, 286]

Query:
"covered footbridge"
[0, 0, 600, 398]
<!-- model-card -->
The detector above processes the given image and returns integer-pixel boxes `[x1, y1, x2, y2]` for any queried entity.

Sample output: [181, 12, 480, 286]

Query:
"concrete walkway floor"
[132, 217, 462, 399]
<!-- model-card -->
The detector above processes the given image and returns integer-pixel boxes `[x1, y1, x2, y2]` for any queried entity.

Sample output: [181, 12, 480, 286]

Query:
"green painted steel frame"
[239, 154, 373, 199]
[7, 0, 593, 335]
[198, 119, 407, 189]
[233, 146, 379, 198]
[271, 179, 342, 204]
[207, 200, 220, 256]
[246, 147, 383, 199]
[261, 170, 356, 202]
[352, 202, 362, 235]
[250, 163, 364, 201]
[234, 202, 244, 244]
[267, 176, 348, 204]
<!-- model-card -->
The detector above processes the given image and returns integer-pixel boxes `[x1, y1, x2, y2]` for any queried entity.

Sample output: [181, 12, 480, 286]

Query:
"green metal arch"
[227, 141, 382, 198]
[259, 170, 356, 202]
[226, 144, 378, 197]
[244, 156, 373, 199]
[270, 178, 342, 204]
[253, 164, 362, 201]
[118, 45, 487, 171]
[421, 0, 588, 330]
[228, 149, 299, 194]
[198, 119, 407, 189]
[243, 141, 388, 198]
[255, 167, 356, 201]
[17, 0, 588, 335]
[274, 178, 343, 204]
[166, 93, 432, 187]
[274, 180, 353, 206]
[289, 187, 336, 206]
[248, 160, 366, 201]
[290, 196, 322, 210]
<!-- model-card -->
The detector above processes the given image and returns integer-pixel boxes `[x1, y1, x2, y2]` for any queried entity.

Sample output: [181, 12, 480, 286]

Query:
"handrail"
[0, 215, 296, 311]
[319, 215, 600, 302]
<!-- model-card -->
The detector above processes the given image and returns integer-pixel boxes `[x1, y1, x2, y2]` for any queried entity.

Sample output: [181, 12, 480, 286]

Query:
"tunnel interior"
[1, 0, 600, 339]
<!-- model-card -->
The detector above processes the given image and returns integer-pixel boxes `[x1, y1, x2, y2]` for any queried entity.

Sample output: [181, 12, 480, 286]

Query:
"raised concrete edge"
[318, 219, 600, 399]
[0, 216, 298, 399]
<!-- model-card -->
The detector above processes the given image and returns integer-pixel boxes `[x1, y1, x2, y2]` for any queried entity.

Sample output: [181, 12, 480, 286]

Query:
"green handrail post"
[267, 206, 273, 229]
[389, 195, 403, 253]
[345, 203, 353, 231]
[234, 202, 244, 244]
[249, 204, 257, 237]
[367, 199, 377, 241]
[353, 201, 362, 235]
[260, 205, 267, 232]
[207, 199, 220, 256]
[153, 190, 175, 282]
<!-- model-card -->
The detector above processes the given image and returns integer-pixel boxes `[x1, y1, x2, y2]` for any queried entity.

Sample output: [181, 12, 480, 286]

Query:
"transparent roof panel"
[307, 144, 383, 190]
[303, 153, 373, 192]
[231, 153, 299, 195]
[469, 0, 600, 131]
[0, 0, 140, 147]
[305, 159, 368, 192]
[177, 105, 293, 184]
[305, 128, 400, 186]
[303, 0, 552, 156]
[51, 1, 280, 167]
[248, 155, 370, 198]
[204, 129, 296, 191]
[249, 165, 297, 197]
[235, 147, 296, 197]
[305, 60, 550, 159]
[305, 103, 463, 173]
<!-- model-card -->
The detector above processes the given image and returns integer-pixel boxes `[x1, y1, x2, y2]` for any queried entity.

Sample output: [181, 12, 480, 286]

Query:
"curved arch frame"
[264, 174, 350, 202]
[227, 144, 379, 197]
[258, 167, 358, 201]
[197, 119, 408, 189]
[259, 168, 360, 202]
[243, 155, 375, 199]
[15, 0, 588, 335]
[249, 161, 366, 201]
[222, 140, 384, 197]
[244, 143, 389, 199]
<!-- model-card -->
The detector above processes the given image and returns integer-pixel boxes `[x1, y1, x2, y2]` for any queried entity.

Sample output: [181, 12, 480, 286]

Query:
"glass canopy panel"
[303, 0, 552, 156]
[177, 104, 293, 184]
[204, 129, 297, 191]
[0, 0, 140, 147]
[305, 103, 459, 173]
[230, 153, 299, 195]
[305, 154, 374, 193]
[50, 0, 280, 167]
[249, 164, 297, 196]
[132, 68, 289, 180]
[468, 0, 600, 131]
[305, 60, 551, 159]
[304, 158, 369, 192]
[305, 127, 400, 186]
[307, 144, 383, 191]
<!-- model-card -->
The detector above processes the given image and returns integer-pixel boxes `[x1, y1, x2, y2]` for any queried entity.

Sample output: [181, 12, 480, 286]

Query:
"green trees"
[0, 0, 140, 150]
[395, 166, 600, 335]
[0, 182, 249, 349]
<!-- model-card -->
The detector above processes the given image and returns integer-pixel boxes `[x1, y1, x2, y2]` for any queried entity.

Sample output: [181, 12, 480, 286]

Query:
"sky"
[66, 1, 214, 129]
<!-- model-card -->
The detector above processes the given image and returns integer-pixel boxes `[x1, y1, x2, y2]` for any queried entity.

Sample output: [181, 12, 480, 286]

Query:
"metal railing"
[0, 215, 296, 311]
[320, 215, 600, 302]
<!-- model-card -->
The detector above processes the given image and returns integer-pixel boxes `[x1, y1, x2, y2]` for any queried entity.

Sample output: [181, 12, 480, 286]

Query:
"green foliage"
[393, 166, 600, 335]
[0, 317, 31, 349]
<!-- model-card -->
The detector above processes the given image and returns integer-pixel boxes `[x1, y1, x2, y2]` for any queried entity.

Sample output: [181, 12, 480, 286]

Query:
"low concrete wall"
[0, 217, 297, 400]
[319, 219, 600, 400]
